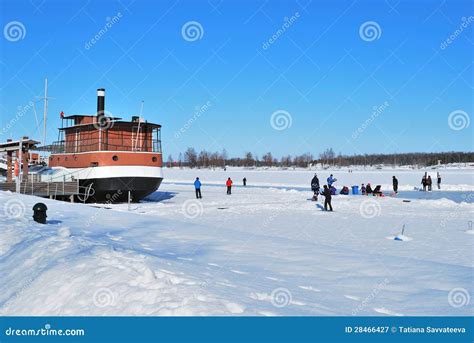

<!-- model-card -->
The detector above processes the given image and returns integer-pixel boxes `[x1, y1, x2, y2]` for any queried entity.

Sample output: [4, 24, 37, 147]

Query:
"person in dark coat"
[243, 177, 247, 186]
[311, 173, 320, 200]
[427, 175, 432, 191]
[392, 176, 398, 194]
[422, 174, 427, 191]
[373, 185, 382, 196]
[366, 183, 373, 195]
[194, 177, 202, 199]
[437, 172, 441, 190]
[361, 184, 367, 195]
[323, 185, 333, 211]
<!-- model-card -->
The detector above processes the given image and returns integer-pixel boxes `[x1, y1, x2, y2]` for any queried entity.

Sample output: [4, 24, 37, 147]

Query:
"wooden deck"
[0, 180, 80, 197]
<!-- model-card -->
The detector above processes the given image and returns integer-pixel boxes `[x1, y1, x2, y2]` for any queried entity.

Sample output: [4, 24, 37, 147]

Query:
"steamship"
[38, 89, 163, 202]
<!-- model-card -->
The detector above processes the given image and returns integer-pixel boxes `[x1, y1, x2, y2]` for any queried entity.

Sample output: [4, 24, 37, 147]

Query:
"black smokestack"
[97, 88, 105, 117]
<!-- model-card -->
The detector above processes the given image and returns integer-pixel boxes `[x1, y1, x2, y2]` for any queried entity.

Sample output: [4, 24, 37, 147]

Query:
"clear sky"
[0, 0, 472, 159]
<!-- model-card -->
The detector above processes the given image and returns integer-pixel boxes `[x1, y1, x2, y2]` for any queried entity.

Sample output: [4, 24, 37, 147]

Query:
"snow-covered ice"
[0, 168, 473, 316]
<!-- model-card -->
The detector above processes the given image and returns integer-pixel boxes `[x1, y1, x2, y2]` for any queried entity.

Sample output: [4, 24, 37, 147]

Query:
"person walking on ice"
[323, 185, 333, 211]
[226, 177, 233, 195]
[311, 173, 320, 201]
[194, 177, 202, 199]
[437, 172, 441, 190]
[427, 175, 432, 191]
[243, 177, 247, 186]
[392, 176, 398, 194]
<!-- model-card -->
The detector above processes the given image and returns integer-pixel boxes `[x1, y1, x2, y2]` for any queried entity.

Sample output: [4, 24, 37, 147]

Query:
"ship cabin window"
[112, 155, 118, 161]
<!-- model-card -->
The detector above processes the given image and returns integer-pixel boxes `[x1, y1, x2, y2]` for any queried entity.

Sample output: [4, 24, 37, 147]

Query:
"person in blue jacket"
[194, 177, 202, 199]
[327, 174, 337, 186]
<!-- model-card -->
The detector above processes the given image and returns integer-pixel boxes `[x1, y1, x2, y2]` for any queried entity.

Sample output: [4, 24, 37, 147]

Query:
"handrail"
[51, 139, 162, 154]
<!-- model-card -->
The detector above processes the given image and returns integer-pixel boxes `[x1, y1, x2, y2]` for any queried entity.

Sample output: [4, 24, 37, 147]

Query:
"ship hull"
[37, 165, 164, 203]
[80, 176, 163, 203]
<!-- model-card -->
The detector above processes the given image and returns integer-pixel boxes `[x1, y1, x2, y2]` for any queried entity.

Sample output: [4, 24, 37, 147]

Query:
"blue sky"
[0, 0, 472, 159]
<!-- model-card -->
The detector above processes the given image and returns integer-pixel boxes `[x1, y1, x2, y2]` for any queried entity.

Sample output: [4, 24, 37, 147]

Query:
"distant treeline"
[166, 148, 473, 168]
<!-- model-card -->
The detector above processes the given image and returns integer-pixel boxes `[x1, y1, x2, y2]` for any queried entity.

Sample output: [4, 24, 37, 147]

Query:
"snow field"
[0, 168, 473, 316]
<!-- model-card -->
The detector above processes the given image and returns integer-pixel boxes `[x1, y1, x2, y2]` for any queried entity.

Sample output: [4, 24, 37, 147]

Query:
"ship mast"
[42, 78, 48, 146]
[134, 100, 144, 151]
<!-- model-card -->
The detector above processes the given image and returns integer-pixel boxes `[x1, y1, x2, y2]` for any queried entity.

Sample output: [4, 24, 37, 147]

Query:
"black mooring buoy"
[32, 203, 48, 224]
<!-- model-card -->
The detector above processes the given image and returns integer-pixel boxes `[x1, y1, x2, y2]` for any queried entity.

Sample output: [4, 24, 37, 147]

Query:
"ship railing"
[51, 139, 162, 154]
[0, 177, 79, 198]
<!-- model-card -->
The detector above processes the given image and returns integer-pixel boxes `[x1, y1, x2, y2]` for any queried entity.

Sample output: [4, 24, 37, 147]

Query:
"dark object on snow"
[32, 202, 48, 224]
[365, 184, 372, 194]
[403, 200, 411, 203]
[243, 177, 247, 186]
[373, 185, 382, 196]
[340, 186, 349, 195]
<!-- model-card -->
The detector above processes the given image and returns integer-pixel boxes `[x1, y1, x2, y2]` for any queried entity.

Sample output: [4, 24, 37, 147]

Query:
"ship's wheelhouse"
[52, 115, 161, 154]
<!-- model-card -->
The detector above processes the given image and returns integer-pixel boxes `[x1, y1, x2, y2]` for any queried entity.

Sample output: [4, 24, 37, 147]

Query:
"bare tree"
[167, 154, 174, 168]
[184, 147, 198, 168]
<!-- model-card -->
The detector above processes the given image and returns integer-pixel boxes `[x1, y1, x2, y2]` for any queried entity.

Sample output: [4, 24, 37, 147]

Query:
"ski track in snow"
[1, 167, 473, 316]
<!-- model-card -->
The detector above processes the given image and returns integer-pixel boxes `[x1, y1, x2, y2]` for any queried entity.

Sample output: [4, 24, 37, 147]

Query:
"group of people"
[192, 171, 444, 208]
[193, 176, 248, 199]
[360, 183, 384, 196]
[310, 174, 335, 211]
[421, 172, 441, 191]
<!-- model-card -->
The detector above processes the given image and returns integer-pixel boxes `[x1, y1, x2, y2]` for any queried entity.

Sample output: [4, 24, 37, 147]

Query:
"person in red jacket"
[226, 177, 233, 195]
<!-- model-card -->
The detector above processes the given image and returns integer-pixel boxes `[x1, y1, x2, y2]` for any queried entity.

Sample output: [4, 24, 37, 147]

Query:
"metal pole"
[128, 191, 131, 211]
[16, 140, 22, 193]
[43, 78, 48, 146]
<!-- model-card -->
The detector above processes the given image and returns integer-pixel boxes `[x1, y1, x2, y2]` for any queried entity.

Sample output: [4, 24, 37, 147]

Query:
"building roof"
[0, 139, 41, 152]
[59, 120, 161, 131]
[63, 114, 122, 120]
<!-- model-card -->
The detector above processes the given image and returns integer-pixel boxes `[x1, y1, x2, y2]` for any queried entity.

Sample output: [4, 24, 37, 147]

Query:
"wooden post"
[6, 150, 12, 182]
[22, 147, 29, 181]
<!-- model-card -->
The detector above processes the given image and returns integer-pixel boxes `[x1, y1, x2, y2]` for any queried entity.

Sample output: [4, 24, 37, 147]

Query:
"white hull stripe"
[47, 165, 163, 182]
